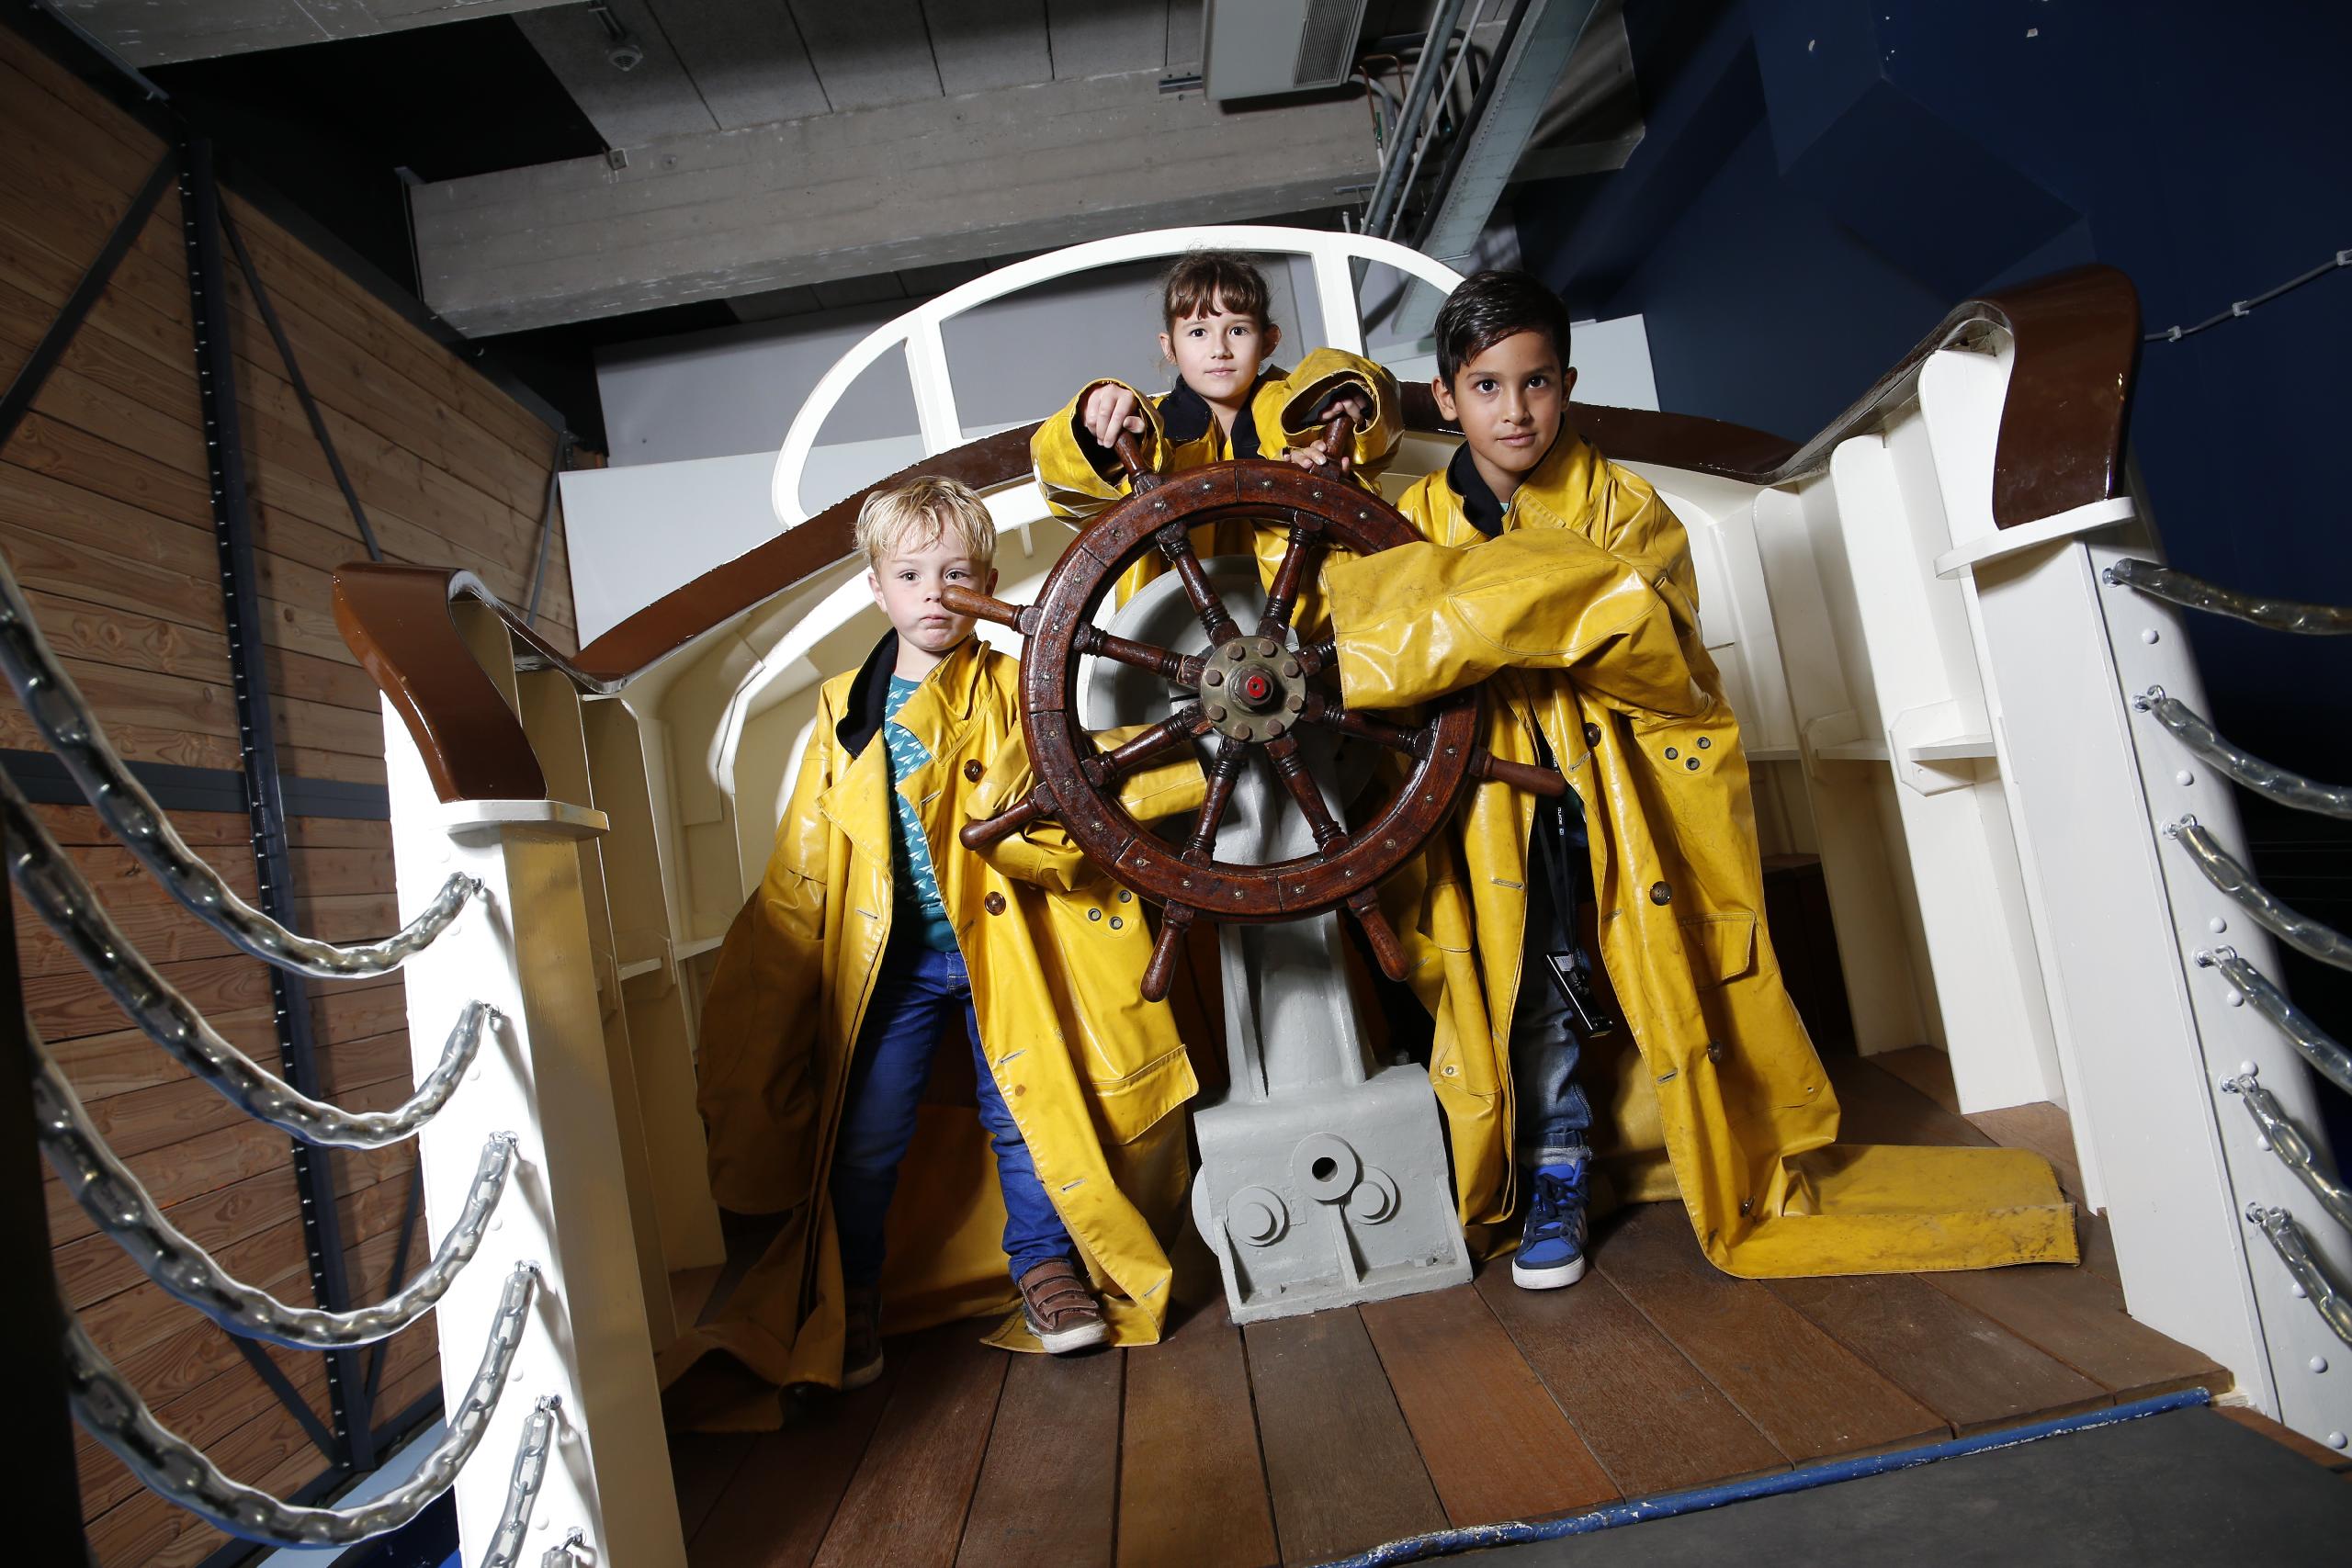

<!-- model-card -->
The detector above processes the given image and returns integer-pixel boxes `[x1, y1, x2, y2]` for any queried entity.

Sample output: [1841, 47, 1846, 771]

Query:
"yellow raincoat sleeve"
[694, 700, 835, 1216]
[1323, 527, 1713, 720]
[1033, 378, 1166, 524]
[966, 724, 1207, 893]
[1272, 347, 1404, 478]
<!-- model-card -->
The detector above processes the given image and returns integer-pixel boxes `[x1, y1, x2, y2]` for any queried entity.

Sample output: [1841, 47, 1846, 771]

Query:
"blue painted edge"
[1312, 1387, 2217, 1568]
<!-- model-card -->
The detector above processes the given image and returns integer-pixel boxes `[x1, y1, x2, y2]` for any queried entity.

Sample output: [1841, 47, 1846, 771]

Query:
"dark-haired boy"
[1321, 271, 2079, 1291]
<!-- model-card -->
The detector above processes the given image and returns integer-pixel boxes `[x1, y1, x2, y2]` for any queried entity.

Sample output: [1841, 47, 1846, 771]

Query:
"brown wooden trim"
[338, 267, 2139, 802]
[329, 564, 545, 803]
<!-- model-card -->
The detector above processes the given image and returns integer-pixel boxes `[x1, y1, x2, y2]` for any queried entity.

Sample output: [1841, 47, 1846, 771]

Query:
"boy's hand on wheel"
[1284, 441, 1348, 473]
[1316, 389, 1371, 430]
[1081, 384, 1147, 448]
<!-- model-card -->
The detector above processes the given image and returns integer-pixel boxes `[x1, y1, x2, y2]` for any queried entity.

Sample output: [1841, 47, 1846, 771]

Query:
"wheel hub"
[1201, 637, 1306, 740]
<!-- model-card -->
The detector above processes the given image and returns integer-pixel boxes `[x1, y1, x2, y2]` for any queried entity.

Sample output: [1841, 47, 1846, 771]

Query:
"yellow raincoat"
[1033, 349, 1403, 609]
[662, 636, 1203, 1428]
[1329, 434, 2079, 1276]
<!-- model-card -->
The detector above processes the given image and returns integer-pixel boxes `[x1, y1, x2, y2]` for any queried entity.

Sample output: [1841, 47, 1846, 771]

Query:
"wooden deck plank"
[956, 1350, 1122, 1567]
[687, 1362, 899, 1568]
[670, 1434, 754, 1546]
[1596, 1202, 1948, 1462]
[2214, 1405, 2352, 1471]
[810, 1325, 1009, 1568]
[1826, 1055, 1996, 1148]
[1245, 1308, 1445, 1563]
[1770, 1271, 2109, 1434]
[1116, 1303, 1277, 1568]
[1360, 1283, 1619, 1524]
[1866, 1044, 1961, 1112]
[1474, 1261, 1787, 1496]
[1966, 1101, 2086, 1201]
[1922, 1258, 2228, 1403]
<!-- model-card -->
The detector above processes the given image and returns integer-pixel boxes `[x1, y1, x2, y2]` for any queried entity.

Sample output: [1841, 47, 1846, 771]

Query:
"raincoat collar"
[1443, 426, 1604, 540]
[1159, 368, 1277, 457]
[834, 632, 987, 758]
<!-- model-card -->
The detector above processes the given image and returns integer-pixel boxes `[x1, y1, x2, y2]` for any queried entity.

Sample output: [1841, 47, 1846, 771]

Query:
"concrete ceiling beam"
[409, 69, 1381, 335]
[55, 0, 577, 66]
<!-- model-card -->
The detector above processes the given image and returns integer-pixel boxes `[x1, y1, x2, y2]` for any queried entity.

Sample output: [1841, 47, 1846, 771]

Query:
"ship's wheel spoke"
[1075, 625, 1204, 690]
[1180, 734, 1250, 863]
[1079, 704, 1206, 790]
[959, 784, 1055, 851]
[1256, 523, 1325, 641]
[1298, 691, 1424, 760]
[1264, 734, 1351, 851]
[1347, 889, 1410, 980]
[1140, 901, 1196, 1003]
[1155, 524, 1242, 646]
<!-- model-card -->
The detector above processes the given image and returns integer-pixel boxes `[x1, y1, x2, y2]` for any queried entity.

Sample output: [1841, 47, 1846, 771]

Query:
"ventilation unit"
[1200, 0, 1373, 103]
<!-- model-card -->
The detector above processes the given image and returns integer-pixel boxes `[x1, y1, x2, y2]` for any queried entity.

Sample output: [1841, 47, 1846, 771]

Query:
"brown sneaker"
[841, 1284, 884, 1391]
[1017, 1258, 1108, 1354]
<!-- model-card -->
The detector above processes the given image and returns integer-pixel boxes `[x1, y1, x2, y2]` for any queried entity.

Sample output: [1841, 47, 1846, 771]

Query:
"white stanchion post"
[381, 697, 687, 1568]
[1923, 352, 2352, 1445]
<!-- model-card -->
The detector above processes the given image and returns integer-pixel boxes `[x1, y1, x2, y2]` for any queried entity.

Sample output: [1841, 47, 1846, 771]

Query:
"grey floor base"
[1472, 1409, 2351, 1566]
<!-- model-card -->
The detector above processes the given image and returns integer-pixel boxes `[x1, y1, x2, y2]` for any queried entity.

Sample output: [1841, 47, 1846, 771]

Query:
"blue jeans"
[830, 937, 1075, 1289]
[1513, 809, 1595, 1165]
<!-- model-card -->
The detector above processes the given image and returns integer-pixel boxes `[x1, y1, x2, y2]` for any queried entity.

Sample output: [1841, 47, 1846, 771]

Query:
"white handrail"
[769, 224, 1466, 526]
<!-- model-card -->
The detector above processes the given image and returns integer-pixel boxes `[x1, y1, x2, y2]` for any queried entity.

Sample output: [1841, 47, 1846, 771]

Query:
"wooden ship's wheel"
[946, 423, 1565, 1001]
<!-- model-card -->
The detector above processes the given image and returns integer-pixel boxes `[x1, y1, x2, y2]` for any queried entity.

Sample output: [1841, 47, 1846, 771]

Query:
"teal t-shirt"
[883, 674, 958, 952]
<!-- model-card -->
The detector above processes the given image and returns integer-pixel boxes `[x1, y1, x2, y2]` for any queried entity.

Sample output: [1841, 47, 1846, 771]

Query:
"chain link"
[6, 773, 496, 1146]
[33, 1016, 514, 1347]
[0, 548, 479, 976]
[486, 1395, 561, 1568]
[65, 1262, 541, 1546]
[2198, 950, 2352, 1098]
[2166, 819, 2352, 971]
[2222, 1075, 2352, 1234]
[2246, 1205, 2352, 1348]
[2105, 558, 2352, 637]
[2134, 689, 2352, 820]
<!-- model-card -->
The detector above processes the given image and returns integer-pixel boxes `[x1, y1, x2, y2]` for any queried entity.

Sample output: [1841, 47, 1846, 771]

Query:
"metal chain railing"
[2246, 1205, 2352, 1348]
[66, 1262, 544, 1547]
[2222, 1074, 2352, 1234]
[32, 1021, 515, 1347]
[0, 551, 479, 977]
[2104, 558, 2352, 636]
[2113, 558, 2352, 1371]
[2164, 818, 2351, 971]
[2199, 950, 2352, 1097]
[2134, 689, 2352, 820]
[5, 775, 495, 1147]
[485, 1395, 562, 1568]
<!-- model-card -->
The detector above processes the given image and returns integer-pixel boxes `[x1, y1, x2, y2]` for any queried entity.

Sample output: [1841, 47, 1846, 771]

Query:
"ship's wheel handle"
[944, 414, 1566, 1001]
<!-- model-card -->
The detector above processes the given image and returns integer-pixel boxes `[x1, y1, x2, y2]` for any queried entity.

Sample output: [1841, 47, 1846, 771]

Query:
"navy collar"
[836, 632, 900, 757]
[1447, 442, 1508, 536]
[1159, 368, 1277, 457]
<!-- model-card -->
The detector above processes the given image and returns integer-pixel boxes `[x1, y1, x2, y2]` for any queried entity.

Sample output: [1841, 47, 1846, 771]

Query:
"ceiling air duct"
[1201, 0, 1373, 103]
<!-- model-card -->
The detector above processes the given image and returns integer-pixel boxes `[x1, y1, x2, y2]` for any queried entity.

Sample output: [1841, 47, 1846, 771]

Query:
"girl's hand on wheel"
[1082, 383, 1147, 449]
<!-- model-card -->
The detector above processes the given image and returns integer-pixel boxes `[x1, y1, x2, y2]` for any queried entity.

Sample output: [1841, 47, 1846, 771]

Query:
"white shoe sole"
[838, 1353, 885, 1392]
[1511, 1255, 1588, 1291]
[1028, 1314, 1110, 1354]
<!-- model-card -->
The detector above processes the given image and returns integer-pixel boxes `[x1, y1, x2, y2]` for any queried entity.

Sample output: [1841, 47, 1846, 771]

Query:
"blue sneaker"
[1511, 1155, 1589, 1290]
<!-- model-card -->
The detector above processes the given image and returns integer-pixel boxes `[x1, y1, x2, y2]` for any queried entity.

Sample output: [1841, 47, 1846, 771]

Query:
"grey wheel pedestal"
[1089, 563, 1471, 1324]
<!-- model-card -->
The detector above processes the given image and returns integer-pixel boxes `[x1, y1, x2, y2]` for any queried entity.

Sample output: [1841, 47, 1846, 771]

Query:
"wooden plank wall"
[1, 23, 591, 1566]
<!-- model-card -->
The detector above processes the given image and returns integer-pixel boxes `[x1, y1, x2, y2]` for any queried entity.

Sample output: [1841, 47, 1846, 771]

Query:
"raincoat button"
[1739, 1197, 1753, 1216]
[1707, 1042, 1725, 1064]
[1110, 916, 1124, 930]
[963, 759, 984, 782]
[1686, 758, 1701, 771]
[1697, 737, 1711, 749]
[985, 892, 1007, 915]
[1649, 881, 1672, 905]
[1584, 723, 1601, 747]
[1087, 908, 1102, 921]
[1665, 747, 1679, 760]
[1118, 889, 1133, 902]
